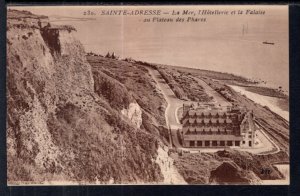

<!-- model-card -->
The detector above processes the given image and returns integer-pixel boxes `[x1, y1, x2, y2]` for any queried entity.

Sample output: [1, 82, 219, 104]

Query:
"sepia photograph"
[6, 5, 289, 185]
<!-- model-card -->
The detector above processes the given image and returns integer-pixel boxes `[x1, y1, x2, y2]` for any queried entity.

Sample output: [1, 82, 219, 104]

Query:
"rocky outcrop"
[7, 9, 162, 184]
[155, 145, 186, 184]
[209, 161, 251, 184]
[121, 103, 143, 129]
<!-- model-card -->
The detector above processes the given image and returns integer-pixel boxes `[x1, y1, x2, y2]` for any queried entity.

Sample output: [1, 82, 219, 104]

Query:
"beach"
[228, 85, 289, 121]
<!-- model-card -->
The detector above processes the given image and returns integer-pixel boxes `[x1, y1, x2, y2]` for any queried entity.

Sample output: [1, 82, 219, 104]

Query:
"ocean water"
[13, 6, 289, 91]
[55, 20, 288, 92]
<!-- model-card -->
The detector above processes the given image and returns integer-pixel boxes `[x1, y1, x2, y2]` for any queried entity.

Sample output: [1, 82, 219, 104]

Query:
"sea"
[13, 6, 289, 92]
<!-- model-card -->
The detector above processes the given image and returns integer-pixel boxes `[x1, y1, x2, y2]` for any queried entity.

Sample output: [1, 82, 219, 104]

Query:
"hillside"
[7, 9, 165, 184]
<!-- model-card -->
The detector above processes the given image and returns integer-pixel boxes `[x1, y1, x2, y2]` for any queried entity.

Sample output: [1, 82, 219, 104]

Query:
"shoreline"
[229, 83, 288, 99]
[228, 85, 289, 121]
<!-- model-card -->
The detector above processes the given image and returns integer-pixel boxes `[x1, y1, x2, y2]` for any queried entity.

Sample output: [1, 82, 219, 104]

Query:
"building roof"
[218, 119, 225, 123]
[211, 119, 217, 123]
[226, 119, 232, 123]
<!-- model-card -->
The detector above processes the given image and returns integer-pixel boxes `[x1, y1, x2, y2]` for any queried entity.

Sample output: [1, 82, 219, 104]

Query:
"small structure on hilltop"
[179, 104, 256, 148]
[105, 52, 111, 58]
[111, 52, 116, 59]
[105, 52, 119, 60]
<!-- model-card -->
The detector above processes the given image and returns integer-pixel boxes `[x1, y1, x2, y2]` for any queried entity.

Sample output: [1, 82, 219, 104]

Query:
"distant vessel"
[262, 41, 275, 45]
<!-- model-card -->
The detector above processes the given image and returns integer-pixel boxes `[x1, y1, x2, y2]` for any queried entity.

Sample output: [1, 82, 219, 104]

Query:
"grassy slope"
[171, 65, 254, 84]
[157, 66, 213, 102]
[88, 57, 166, 123]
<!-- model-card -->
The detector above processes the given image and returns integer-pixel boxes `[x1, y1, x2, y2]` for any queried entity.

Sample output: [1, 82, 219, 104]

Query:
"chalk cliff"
[7, 9, 163, 184]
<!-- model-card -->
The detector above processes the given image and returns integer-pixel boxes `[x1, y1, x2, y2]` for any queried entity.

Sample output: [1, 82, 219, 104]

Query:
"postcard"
[6, 5, 289, 185]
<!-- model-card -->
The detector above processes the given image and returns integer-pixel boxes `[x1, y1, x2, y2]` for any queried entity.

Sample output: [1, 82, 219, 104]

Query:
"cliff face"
[7, 10, 163, 184]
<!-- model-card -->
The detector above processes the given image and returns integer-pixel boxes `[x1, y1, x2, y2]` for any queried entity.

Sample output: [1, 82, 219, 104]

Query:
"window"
[205, 141, 210, 147]
[212, 141, 218, 146]
[227, 141, 233, 146]
[235, 141, 240, 146]
[220, 141, 225, 146]
[197, 141, 202, 147]
[190, 141, 195, 147]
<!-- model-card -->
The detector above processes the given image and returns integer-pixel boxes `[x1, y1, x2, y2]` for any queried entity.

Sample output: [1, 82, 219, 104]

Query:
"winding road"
[147, 68, 184, 147]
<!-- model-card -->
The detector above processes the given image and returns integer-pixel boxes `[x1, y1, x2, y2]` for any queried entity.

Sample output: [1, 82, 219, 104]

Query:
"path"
[155, 146, 187, 184]
[147, 68, 186, 147]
